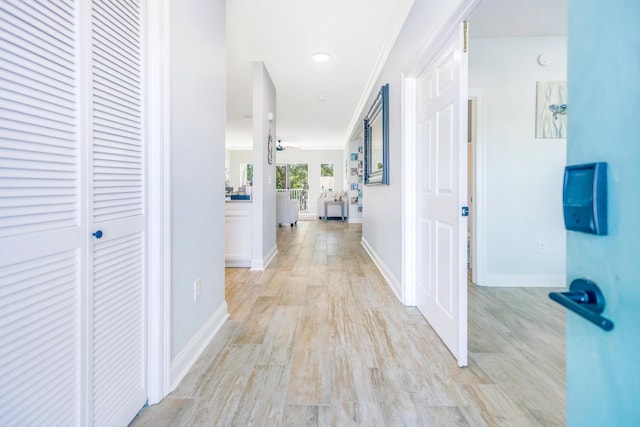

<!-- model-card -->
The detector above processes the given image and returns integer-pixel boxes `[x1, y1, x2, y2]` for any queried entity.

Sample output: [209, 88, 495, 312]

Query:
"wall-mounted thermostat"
[563, 162, 607, 235]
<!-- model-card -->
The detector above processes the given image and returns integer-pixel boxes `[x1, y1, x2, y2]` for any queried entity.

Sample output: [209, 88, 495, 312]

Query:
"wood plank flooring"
[131, 220, 565, 426]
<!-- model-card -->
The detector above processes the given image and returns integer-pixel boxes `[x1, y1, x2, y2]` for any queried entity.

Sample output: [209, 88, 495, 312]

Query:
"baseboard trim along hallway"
[170, 301, 229, 390]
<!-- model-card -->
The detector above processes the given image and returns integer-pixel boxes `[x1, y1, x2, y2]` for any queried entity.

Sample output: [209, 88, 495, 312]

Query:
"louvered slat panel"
[92, 231, 144, 427]
[0, 250, 79, 426]
[0, 1, 78, 238]
[92, 85, 141, 117]
[3, 0, 75, 43]
[0, 62, 75, 103]
[92, 0, 143, 225]
[0, 83, 74, 117]
[94, 145, 142, 159]
[0, 194, 75, 208]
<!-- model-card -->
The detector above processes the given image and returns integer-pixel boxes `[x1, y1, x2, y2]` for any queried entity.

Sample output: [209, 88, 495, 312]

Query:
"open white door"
[415, 23, 468, 367]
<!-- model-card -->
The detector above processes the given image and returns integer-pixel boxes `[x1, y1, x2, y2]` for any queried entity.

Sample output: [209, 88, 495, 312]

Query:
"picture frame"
[535, 81, 567, 139]
[267, 129, 273, 164]
[364, 83, 390, 185]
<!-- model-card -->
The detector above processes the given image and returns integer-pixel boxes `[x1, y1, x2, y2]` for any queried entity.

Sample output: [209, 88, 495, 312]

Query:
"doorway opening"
[467, 97, 477, 284]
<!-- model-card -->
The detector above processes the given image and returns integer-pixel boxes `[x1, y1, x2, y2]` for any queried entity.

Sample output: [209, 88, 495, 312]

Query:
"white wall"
[170, 0, 227, 358]
[252, 62, 277, 268]
[469, 37, 567, 286]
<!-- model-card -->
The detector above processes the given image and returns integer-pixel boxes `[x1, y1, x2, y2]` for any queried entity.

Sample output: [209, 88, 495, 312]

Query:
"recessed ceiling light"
[312, 52, 331, 63]
[317, 94, 327, 102]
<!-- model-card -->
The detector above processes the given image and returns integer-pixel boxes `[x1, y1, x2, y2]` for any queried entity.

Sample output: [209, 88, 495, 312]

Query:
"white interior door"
[415, 23, 468, 367]
[0, 2, 84, 423]
[0, 1, 147, 425]
[88, 1, 147, 425]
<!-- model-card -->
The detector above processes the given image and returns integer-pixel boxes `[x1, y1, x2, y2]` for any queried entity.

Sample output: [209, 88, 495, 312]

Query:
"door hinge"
[461, 206, 469, 217]
[463, 21, 468, 53]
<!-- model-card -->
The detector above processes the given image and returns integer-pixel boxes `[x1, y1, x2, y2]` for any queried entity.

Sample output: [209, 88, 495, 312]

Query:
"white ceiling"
[225, 0, 567, 151]
[225, 0, 413, 150]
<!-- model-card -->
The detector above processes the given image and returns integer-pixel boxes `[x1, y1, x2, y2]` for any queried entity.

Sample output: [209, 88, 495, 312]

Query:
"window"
[321, 163, 333, 177]
[276, 165, 287, 189]
[289, 163, 308, 188]
[276, 164, 308, 189]
[240, 163, 253, 187]
[320, 163, 334, 191]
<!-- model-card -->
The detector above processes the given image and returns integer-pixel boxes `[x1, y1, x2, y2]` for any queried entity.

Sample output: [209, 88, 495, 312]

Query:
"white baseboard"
[477, 273, 566, 287]
[170, 301, 229, 390]
[251, 244, 278, 270]
[225, 259, 251, 267]
[348, 218, 363, 224]
[360, 237, 402, 302]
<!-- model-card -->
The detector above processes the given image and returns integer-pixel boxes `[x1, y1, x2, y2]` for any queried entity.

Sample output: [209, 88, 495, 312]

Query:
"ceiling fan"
[275, 139, 298, 151]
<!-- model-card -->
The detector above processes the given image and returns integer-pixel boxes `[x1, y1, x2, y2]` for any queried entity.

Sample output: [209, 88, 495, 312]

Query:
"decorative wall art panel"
[536, 81, 567, 138]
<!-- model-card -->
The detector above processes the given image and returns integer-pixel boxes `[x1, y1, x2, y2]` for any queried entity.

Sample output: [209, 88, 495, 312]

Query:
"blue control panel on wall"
[563, 162, 607, 235]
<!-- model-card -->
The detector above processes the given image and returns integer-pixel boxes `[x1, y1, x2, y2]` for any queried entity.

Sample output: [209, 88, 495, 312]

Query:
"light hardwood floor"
[131, 220, 565, 426]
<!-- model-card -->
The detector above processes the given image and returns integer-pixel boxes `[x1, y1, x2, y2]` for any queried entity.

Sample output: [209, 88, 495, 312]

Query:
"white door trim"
[146, 0, 172, 404]
[401, 75, 417, 306]
[468, 89, 486, 286]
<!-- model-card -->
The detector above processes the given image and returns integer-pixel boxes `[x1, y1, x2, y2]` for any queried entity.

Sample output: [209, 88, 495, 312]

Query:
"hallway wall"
[170, 0, 227, 367]
[360, 0, 471, 296]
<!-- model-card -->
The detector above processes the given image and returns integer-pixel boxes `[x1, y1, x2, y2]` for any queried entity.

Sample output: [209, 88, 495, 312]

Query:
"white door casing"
[415, 23, 468, 367]
[0, 1, 148, 425]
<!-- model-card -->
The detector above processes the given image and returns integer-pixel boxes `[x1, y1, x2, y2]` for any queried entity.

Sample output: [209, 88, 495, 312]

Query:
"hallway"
[132, 221, 565, 426]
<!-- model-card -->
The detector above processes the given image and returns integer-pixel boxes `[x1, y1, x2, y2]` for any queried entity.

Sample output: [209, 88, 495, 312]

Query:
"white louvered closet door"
[0, 1, 147, 426]
[0, 1, 84, 425]
[89, 0, 147, 426]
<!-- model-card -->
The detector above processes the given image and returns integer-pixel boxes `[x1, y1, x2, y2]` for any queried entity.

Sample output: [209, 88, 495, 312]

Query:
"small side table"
[324, 200, 346, 222]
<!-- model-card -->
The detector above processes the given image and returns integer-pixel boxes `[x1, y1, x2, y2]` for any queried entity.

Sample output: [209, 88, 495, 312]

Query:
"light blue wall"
[567, 1, 640, 424]
[170, 0, 227, 358]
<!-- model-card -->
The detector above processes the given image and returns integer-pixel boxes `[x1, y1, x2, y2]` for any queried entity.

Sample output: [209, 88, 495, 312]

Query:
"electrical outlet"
[538, 241, 547, 253]
[194, 278, 201, 302]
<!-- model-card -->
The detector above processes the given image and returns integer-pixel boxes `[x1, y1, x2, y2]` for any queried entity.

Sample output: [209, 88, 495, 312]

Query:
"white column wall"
[251, 62, 277, 268]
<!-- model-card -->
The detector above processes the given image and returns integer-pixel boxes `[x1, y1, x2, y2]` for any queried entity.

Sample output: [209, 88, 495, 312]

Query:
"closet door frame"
[144, 0, 171, 405]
